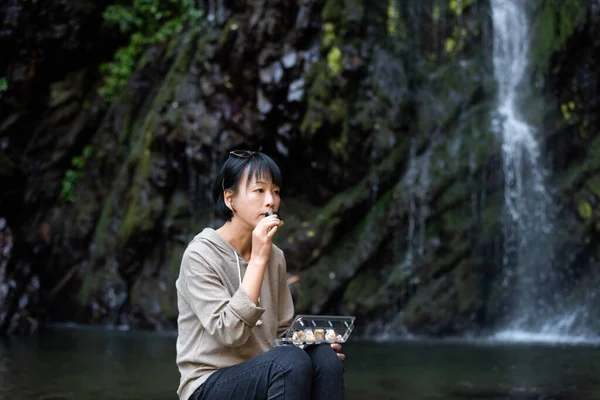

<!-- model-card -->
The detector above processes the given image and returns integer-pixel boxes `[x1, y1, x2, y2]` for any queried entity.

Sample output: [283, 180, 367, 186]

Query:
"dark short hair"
[212, 151, 282, 220]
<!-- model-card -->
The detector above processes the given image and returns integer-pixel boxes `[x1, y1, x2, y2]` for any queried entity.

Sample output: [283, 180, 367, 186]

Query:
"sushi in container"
[269, 315, 355, 347]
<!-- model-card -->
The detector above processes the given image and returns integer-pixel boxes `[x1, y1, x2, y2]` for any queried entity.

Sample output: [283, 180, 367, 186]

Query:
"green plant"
[0, 77, 7, 98]
[60, 146, 93, 202]
[531, 0, 587, 70]
[99, 0, 203, 102]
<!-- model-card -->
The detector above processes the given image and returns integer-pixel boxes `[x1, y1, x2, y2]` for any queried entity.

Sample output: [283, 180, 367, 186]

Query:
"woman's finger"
[267, 226, 278, 238]
[260, 216, 281, 232]
[337, 353, 345, 361]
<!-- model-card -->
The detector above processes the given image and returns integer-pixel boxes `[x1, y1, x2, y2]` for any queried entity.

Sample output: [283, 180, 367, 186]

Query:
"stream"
[1, 326, 599, 399]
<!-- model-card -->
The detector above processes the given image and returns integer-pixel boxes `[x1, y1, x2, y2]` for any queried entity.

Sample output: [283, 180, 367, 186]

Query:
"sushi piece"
[314, 329, 325, 341]
[325, 329, 337, 341]
[304, 329, 315, 341]
[293, 330, 306, 341]
[264, 211, 284, 226]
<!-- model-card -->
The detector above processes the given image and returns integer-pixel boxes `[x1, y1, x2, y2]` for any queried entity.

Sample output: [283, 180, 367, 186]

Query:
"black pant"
[190, 344, 345, 400]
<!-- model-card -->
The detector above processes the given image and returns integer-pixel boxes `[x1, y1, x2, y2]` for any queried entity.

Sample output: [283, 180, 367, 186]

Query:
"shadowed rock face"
[1, 0, 599, 337]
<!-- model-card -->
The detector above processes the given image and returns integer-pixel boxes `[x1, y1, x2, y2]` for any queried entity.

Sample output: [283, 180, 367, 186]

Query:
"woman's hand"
[331, 335, 346, 361]
[251, 214, 282, 264]
[243, 215, 282, 305]
[330, 342, 345, 361]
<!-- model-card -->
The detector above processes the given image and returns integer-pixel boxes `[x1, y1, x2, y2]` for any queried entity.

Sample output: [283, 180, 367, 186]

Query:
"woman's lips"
[264, 211, 284, 225]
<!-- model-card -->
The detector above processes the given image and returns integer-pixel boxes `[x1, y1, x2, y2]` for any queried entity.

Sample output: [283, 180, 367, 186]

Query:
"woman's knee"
[269, 345, 313, 379]
[307, 344, 343, 376]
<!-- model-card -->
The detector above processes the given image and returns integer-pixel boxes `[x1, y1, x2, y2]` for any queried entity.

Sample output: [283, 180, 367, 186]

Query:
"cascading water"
[490, 0, 589, 341]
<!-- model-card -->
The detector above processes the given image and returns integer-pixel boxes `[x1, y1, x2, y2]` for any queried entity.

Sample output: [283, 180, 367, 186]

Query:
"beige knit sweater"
[175, 228, 295, 400]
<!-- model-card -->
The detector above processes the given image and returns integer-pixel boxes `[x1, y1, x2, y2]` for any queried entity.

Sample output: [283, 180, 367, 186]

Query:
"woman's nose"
[264, 192, 274, 206]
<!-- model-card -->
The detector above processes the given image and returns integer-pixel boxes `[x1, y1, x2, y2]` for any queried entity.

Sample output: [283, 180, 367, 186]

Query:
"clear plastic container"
[270, 315, 355, 347]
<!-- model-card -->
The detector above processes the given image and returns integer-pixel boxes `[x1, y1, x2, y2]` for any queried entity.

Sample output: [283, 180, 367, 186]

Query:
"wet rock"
[276, 139, 288, 156]
[257, 88, 272, 114]
[0, 0, 598, 340]
[282, 49, 298, 69]
[0, 218, 13, 313]
[288, 78, 305, 102]
[295, 2, 311, 30]
[259, 61, 284, 84]
[0, 218, 12, 274]
[258, 47, 278, 67]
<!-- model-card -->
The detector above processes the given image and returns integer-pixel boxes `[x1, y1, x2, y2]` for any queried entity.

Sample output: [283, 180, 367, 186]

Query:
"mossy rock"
[0, 150, 15, 177]
[322, 0, 344, 23]
[452, 260, 477, 314]
[585, 174, 600, 198]
[397, 276, 457, 334]
[577, 200, 593, 221]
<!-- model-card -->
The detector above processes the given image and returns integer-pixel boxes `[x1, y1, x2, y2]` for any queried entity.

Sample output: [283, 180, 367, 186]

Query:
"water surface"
[1, 326, 599, 399]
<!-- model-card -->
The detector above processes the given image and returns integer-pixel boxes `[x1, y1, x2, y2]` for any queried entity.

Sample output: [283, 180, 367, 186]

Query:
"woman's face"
[229, 170, 281, 228]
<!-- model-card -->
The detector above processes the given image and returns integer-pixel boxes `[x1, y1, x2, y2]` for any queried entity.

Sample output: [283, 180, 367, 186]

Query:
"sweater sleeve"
[180, 245, 265, 347]
[276, 256, 295, 338]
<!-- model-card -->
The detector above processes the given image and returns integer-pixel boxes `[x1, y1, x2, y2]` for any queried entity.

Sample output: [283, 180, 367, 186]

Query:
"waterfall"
[490, 0, 570, 338]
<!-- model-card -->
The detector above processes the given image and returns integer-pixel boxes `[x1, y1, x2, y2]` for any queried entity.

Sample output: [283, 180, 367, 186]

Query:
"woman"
[175, 150, 346, 400]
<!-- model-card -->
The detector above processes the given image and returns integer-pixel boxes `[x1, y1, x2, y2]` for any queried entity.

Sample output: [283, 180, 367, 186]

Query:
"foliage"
[60, 146, 93, 202]
[98, 0, 203, 102]
[0, 77, 7, 98]
[327, 46, 343, 75]
[577, 201, 592, 221]
[449, 0, 475, 17]
[530, 0, 587, 70]
[387, 1, 399, 38]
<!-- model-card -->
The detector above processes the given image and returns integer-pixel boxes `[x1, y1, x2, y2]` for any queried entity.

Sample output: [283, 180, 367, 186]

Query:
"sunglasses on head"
[222, 150, 258, 190]
[229, 150, 257, 158]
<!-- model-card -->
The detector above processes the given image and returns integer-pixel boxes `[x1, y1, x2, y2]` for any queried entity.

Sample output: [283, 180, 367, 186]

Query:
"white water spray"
[491, 0, 562, 335]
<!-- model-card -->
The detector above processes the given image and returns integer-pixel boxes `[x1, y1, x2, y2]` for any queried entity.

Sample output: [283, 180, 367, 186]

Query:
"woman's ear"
[223, 189, 234, 211]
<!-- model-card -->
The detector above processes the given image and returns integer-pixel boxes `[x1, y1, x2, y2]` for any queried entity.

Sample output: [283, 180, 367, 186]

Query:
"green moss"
[562, 135, 600, 190]
[218, 18, 239, 50]
[449, 0, 475, 16]
[328, 98, 347, 124]
[344, 0, 364, 24]
[322, 22, 336, 48]
[310, 67, 333, 99]
[99, 0, 204, 102]
[314, 141, 408, 234]
[327, 46, 343, 75]
[560, 101, 576, 121]
[300, 113, 323, 136]
[296, 189, 395, 312]
[118, 28, 203, 241]
[453, 260, 475, 314]
[387, 0, 399, 38]
[117, 107, 133, 145]
[0, 150, 14, 177]
[577, 201, 593, 221]
[530, 0, 587, 71]
[60, 146, 94, 202]
[433, 4, 442, 21]
[329, 119, 350, 159]
[299, 62, 332, 136]
[436, 180, 468, 212]
[322, 0, 343, 23]
[79, 270, 98, 304]
[289, 146, 408, 287]
[343, 268, 381, 312]
[585, 174, 600, 198]
[0, 77, 7, 94]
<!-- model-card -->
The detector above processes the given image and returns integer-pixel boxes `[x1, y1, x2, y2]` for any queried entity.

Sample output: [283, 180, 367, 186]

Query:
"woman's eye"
[274, 190, 280, 195]
[255, 188, 264, 192]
